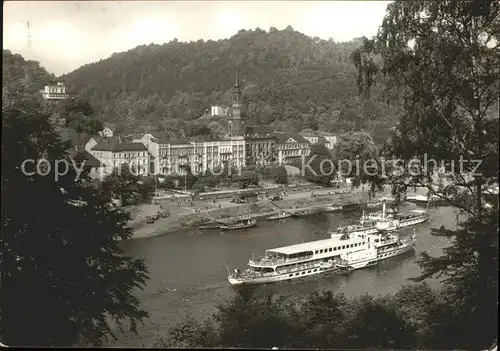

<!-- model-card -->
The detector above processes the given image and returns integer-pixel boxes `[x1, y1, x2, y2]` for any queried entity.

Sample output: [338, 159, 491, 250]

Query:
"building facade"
[98, 127, 114, 137]
[273, 132, 311, 165]
[90, 142, 150, 176]
[40, 82, 69, 100]
[300, 131, 337, 150]
[211, 105, 230, 117]
[154, 137, 246, 176]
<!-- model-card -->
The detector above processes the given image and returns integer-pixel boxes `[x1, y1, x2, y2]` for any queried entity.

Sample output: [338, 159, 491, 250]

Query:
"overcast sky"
[4, 1, 391, 76]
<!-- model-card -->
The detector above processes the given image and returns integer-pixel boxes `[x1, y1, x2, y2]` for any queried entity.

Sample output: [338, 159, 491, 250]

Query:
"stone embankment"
[130, 189, 394, 240]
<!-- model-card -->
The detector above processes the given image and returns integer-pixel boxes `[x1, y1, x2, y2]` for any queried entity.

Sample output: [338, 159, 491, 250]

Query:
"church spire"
[234, 65, 240, 88]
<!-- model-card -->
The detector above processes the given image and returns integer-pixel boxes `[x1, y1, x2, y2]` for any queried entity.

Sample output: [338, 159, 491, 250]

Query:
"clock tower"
[228, 66, 245, 136]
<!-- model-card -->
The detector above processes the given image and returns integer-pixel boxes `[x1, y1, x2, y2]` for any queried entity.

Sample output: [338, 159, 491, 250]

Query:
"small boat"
[268, 212, 292, 220]
[292, 209, 314, 217]
[366, 201, 383, 209]
[198, 224, 221, 229]
[220, 218, 257, 230]
[324, 205, 342, 212]
[342, 202, 362, 212]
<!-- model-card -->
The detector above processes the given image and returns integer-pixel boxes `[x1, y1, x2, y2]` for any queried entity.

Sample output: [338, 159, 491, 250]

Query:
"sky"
[3, 1, 391, 76]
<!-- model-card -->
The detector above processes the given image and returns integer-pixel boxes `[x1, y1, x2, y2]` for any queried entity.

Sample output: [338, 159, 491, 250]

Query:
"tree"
[355, 1, 499, 348]
[1, 104, 149, 346]
[333, 131, 384, 195]
[270, 165, 288, 185]
[102, 164, 141, 205]
[304, 144, 335, 186]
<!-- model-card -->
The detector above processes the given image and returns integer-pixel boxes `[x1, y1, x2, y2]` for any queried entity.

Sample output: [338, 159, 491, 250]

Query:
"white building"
[133, 133, 246, 176]
[98, 127, 114, 137]
[273, 132, 311, 165]
[89, 142, 150, 177]
[300, 131, 337, 150]
[211, 105, 230, 117]
[40, 82, 69, 100]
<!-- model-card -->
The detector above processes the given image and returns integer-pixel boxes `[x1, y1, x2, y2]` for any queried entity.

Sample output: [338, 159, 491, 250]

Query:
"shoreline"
[128, 190, 395, 240]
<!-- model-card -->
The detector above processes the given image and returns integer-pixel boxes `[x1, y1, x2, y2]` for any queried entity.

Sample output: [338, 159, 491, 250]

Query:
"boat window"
[329, 248, 332, 252]
[342, 245, 345, 249]
[301, 272, 305, 275]
[314, 269, 318, 272]
[315, 250, 318, 254]
[295, 273, 299, 276]
[320, 249, 323, 253]
[308, 270, 311, 273]
[289, 274, 293, 277]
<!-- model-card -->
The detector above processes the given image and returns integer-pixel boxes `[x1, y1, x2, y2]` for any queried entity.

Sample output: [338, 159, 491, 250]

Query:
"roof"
[299, 130, 335, 138]
[91, 142, 148, 152]
[169, 140, 192, 146]
[245, 125, 275, 137]
[316, 130, 335, 137]
[272, 132, 309, 144]
[317, 136, 329, 144]
[68, 150, 102, 168]
[88, 135, 121, 144]
[268, 236, 355, 255]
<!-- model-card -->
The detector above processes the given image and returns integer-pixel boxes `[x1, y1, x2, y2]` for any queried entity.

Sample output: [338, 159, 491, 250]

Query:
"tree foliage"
[304, 143, 335, 186]
[354, 1, 499, 348]
[59, 29, 398, 141]
[1, 104, 149, 346]
[270, 166, 288, 185]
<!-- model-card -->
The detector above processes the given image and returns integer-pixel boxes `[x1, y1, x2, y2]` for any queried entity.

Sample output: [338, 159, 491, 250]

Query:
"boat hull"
[220, 222, 257, 230]
[228, 265, 348, 285]
[345, 243, 415, 269]
[399, 216, 428, 227]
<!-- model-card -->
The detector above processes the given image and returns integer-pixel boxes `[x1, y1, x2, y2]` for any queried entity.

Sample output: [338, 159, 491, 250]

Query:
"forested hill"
[2, 50, 56, 104]
[64, 27, 396, 142]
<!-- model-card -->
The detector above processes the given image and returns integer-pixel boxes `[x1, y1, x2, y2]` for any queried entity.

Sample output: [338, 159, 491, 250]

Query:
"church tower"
[228, 66, 245, 136]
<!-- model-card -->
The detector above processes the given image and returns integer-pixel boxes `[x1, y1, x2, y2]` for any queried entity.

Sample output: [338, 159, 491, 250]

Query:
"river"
[113, 202, 457, 347]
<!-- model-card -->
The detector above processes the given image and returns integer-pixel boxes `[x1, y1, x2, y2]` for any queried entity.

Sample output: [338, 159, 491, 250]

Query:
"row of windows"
[279, 144, 308, 149]
[314, 242, 365, 254]
[113, 152, 146, 158]
[288, 268, 325, 277]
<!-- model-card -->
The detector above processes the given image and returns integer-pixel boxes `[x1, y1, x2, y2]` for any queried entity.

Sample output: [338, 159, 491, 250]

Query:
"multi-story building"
[244, 126, 277, 166]
[300, 130, 337, 150]
[98, 127, 114, 137]
[40, 82, 69, 100]
[140, 136, 246, 176]
[89, 142, 150, 177]
[211, 105, 230, 117]
[273, 132, 311, 165]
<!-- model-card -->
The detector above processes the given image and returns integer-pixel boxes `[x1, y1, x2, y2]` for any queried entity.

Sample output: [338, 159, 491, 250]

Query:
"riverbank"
[129, 188, 395, 240]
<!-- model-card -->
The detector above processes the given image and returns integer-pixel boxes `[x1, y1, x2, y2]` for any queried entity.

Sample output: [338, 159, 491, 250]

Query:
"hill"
[61, 27, 397, 143]
[2, 50, 56, 105]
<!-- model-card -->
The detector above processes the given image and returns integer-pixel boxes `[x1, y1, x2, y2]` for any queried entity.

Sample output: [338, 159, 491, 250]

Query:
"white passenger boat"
[397, 210, 429, 227]
[227, 230, 417, 285]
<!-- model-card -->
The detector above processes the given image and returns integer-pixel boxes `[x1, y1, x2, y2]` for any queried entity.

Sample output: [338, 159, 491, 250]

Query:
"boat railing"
[249, 255, 312, 266]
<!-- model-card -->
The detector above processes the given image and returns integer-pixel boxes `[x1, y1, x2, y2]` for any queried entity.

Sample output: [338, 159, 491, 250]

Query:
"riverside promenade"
[124, 185, 415, 240]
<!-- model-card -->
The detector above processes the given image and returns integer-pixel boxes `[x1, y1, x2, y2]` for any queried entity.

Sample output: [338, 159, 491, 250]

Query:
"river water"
[114, 203, 458, 347]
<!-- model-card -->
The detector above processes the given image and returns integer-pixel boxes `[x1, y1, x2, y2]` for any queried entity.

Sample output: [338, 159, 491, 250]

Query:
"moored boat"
[324, 205, 343, 212]
[366, 201, 383, 209]
[268, 211, 292, 220]
[397, 210, 429, 227]
[292, 209, 315, 217]
[220, 218, 257, 230]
